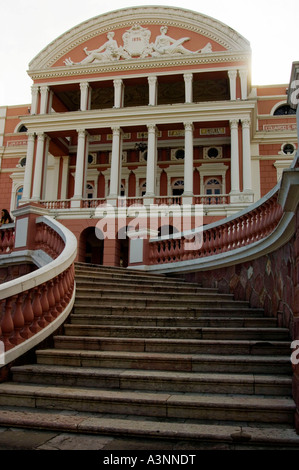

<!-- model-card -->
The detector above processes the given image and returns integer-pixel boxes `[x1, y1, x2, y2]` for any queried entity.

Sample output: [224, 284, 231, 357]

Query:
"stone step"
[53, 335, 291, 356]
[0, 407, 299, 449]
[73, 305, 265, 318]
[75, 287, 235, 302]
[0, 382, 295, 424]
[74, 295, 250, 309]
[75, 264, 173, 281]
[63, 324, 290, 341]
[75, 275, 205, 291]
[69, 314, 278, 328]
[10, 364, 293, 396]
[35, 349, 292, 374]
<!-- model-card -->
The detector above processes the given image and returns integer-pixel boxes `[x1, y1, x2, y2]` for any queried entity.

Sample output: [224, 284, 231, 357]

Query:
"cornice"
[20, 101, 256, 134]
[28, 51, 250, 81]
[28, 6, 251, 72]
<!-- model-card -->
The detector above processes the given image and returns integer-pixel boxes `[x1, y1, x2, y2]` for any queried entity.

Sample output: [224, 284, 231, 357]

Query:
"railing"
[40, 200, 71, 209]
[0, 224, 15, 255]
[147, 189, 283, 266]
[0, 210, 77, 365]
[194, 194, 230, 205]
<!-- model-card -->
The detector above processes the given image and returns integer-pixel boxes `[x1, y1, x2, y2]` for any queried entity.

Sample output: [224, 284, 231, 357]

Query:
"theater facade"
[0, 5, 297, 266]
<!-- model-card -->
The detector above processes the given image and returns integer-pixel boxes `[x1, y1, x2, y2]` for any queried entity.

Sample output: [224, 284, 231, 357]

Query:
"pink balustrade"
[148, 191, 283, 265]
[0, 226, 15, 255]
[0, 218, 75, 354]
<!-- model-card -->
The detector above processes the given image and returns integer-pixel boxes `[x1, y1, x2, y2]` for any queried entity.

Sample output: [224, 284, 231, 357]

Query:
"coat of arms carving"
[64, 24, 212, 65]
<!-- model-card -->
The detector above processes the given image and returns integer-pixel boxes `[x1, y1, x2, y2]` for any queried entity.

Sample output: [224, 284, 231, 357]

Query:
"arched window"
[172, 179, 184, 196]
[205, 178, 222, 204]
[140, 181, 146, 196]
[16, 186, 23, 208]
[120, 183, 125, 197]
[86, 183, 94, 199]
[273, 104, 296, 115]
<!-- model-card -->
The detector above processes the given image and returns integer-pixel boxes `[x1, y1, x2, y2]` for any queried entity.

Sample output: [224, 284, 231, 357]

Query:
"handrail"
[0, 213, 77, 365]
[141, 155, 299, 272]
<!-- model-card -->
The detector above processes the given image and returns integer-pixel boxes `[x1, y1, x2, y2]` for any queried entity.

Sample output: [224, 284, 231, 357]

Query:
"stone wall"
[184, 204, 299, 431]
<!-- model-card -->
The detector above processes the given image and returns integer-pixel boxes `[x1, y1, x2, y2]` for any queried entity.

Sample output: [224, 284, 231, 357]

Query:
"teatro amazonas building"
[0, 5, 297, 266]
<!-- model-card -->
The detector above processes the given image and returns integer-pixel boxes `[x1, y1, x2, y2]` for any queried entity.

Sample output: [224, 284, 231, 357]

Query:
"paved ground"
[0, 426, 231, 451]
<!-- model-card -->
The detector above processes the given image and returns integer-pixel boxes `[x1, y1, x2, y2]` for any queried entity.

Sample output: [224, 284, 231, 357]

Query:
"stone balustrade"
[0, 210, 77, 365]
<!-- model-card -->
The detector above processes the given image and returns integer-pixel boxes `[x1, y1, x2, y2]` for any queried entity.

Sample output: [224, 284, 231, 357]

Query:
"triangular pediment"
[28, 6, 251, 72]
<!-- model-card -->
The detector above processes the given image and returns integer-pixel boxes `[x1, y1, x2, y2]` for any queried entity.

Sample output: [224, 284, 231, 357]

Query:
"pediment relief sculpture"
[64, 24, 212, 66]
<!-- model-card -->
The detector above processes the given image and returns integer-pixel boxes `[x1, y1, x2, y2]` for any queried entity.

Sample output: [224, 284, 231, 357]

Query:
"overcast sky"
[1, 0, 298, 106]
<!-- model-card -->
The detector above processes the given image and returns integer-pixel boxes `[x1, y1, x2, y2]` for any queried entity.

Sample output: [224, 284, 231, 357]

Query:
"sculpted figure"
[151, 26, 212, 56]
[64, 32, 121, 65]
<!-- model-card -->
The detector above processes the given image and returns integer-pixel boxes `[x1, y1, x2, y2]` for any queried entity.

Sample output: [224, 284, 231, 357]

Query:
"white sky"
[1, 0, 298, 106]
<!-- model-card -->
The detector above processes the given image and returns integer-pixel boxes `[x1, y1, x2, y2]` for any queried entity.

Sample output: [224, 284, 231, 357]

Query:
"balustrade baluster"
[22, 291, 34, 339]
[12, 293, 25, 345]
[30, 287, 43, 333]
[1, 297, 15, 350]
[53, 276, 63, 314]
[40, 283, 51, 325]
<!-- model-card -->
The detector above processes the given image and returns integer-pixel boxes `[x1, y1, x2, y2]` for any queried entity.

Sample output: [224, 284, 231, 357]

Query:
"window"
[172, 179, 184, 196]
[274, 105, 296, 115]
[282, 143, 295, 155]
[140, 181, 146, 196]
[86, 183, 94, 199]
[16, 187, 23, 207]
[205, 178, 222, 204]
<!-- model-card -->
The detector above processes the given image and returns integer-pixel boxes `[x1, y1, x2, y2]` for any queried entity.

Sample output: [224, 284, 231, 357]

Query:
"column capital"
[230, 119, 239, 129]
[113, 79, 123, 87]
[31, 85, 39, 93]
[80, 81, 90, 90]
[36, 132, 45, 141]
[147, 124, 157, 133]
[76, 128, 87, 137]
[241, 118, 251, 128]
[238, 69, 248, 78]
[183, 73, 193, 82]
[228, 69, 238, 79]
[111, 126, 122, 136]
[184, 122, 194, 131]
[40, 85, 50, 93]
[26, 132, 35, 141]
[148, 76, 157, 85]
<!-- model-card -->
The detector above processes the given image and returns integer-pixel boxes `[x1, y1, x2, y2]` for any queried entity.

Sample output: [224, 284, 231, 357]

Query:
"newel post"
[12, 203, 49, 253]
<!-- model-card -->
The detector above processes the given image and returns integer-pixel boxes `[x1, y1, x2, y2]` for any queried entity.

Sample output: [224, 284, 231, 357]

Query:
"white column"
[32, 133, 46, 201]
[145, 124, 157, 198]
[73, 129, 88, 200]
[184, 73, 193, 104]
[41, 136, 50, 199]
[60, 156, 69, 200]
[239, 70, 248, 100]
[148, 76, 157, 106]
[241, 118, 252, 192]
[109, 127, 123, 198]
[228, 70, 237, 101]
[183, 122, 194, 196]
[230, 119, 240, 194]
[40, 86, 50, 114]
[22, 132, 35, 201]
[31, 86, 39, 115]
[113, 79, 124, 108]
[80, 82, 90, 111]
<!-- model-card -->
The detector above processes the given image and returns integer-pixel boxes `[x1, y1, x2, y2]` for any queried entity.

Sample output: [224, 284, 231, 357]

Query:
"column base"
[71, 199, 82, 208]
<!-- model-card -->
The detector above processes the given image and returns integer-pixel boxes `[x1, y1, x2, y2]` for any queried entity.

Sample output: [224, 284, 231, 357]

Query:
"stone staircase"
[0, 262, 298, 449]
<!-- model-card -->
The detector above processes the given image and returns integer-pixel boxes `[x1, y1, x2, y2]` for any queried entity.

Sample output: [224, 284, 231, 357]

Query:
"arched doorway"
[79, 227, 104, 265]
[117, 226, 129, 268]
